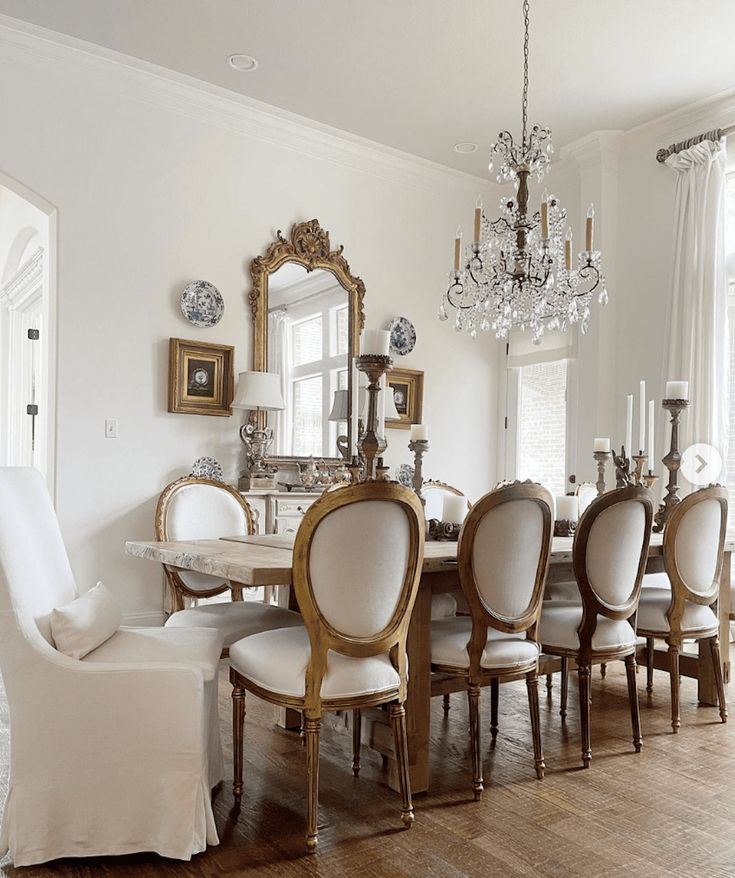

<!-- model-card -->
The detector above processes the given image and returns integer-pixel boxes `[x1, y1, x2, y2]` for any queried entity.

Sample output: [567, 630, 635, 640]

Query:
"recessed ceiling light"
[453, 141, 479, 155]
[227, 54, 258, 72]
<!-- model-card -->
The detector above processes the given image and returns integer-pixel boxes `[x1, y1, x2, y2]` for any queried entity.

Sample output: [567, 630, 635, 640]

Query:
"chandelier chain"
[522, 0, 530, 147]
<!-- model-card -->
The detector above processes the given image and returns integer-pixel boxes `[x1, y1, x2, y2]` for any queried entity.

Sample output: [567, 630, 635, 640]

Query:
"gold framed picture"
[386, 367, 424, 429]
[168, 338, 234, 417]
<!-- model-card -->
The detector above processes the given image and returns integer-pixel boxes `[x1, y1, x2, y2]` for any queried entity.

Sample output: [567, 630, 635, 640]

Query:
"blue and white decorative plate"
[190, 456, 224, 482]
[387, 316, 416, 356]
[396, 463, 415, 488]
[180, 280, 224, 328]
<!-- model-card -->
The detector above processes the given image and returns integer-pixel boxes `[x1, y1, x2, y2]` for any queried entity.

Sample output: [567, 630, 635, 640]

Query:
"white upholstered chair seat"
[83, 625, 224, 682]
[539, 600, 637, 652]
[431, 593, 458, 620]
[229, 626, 400, 700]
[545, 580, 580, 601]
[431, 616, 539, 669]
[637, 587, 718, 634]
[165, 602, 302, 647]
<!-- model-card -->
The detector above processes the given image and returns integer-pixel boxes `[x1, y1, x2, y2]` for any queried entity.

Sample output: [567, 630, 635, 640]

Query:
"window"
[516, 360, 569, 495]
[292, 375, 322, 457]
[292, 315, 322, 367]
[724, 173, 735, 520]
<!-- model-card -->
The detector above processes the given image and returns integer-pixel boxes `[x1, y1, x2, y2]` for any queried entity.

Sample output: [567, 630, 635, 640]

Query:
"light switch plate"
[104, 418, 118, 439]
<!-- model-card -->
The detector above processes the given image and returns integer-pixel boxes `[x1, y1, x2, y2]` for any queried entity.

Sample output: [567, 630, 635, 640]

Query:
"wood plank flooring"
[2, 661, 734, 877]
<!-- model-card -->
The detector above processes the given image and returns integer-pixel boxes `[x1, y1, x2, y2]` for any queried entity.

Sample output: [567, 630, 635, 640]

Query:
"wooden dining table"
[126, 532, 732, 795]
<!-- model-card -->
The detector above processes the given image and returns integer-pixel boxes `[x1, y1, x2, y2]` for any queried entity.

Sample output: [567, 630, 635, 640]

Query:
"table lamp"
[232, 371, 285, 489]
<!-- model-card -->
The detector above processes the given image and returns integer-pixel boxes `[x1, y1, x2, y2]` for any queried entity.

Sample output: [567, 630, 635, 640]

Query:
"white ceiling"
[2, 0, 735, 176]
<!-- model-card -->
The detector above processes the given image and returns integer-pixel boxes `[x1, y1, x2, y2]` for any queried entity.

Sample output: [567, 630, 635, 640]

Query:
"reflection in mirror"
[267, 263, 349, 458]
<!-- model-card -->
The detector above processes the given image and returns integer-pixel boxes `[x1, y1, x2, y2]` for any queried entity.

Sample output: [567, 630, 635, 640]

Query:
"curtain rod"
[656, 124, 735, 163]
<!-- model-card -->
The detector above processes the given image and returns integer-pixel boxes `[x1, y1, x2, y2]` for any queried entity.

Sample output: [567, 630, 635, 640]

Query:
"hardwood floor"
[2, 661, 734, 877]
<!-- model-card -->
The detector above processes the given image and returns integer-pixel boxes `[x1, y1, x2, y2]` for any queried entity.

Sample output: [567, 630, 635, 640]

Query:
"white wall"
[0, 25, 500, 620]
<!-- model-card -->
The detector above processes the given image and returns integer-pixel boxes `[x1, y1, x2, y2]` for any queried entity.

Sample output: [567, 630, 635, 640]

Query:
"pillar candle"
[443, 494, 467, 525]
[555, 495, 578, 523]
[454, 226, 462, 271]
[639, 380, 646, 453]
[594, 437, 610, 453]
[564, 228, 573, 270]
[410, 423, 429, 441]
[585, 203, 594, 251]
[474, 198, 482, 242]
[648, 399, 655, 466]
[665, 380, 689, 400]
[625, 394, 633, 454]
[361, 329, 390, 356]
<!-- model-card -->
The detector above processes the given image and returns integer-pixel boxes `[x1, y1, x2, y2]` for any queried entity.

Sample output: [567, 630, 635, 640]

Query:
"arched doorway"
[0, 173, 57, 494]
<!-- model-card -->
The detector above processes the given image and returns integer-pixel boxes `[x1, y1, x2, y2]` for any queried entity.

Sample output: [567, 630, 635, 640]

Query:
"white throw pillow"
[51, 582, 122, 659]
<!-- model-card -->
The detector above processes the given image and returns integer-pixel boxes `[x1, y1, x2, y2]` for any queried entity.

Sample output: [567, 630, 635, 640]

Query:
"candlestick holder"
[408, 439, 429, 504]
[653, 398, 689, 532]
[642, 471, 659, 491]
[593, 450, 612, 496]
[631, 451, 648, 486]
[355, 354, 393, 481]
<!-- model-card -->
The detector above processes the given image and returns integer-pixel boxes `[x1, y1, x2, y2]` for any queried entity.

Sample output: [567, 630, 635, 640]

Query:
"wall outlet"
[104, 418, 118, 439]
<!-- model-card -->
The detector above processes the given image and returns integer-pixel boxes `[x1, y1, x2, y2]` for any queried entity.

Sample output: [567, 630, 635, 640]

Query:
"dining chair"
[637, 485, 728, 732]
[539, 486, 652, 768]
[430, 481, 553, 798]
[228, 481, 424, 853]
[157, 476, 302, 655]
[0, 467, 224, 866]
[576, 481, 599, 517]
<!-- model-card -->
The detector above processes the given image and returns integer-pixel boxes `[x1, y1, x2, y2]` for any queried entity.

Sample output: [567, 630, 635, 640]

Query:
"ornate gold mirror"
[249, 219, 365, 462]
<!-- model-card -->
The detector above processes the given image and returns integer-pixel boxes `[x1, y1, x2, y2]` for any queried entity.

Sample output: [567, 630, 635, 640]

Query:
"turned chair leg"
[304, 716, 321, 854]
[709, 636, 728, 723]
[624, 654, 642, 752]
[600, 662, 607, 679]
[442, 693, 451, 714]
[668, 642, 681, 734]
[352, 709, 362, 776]
[578, 662, 592, 768]
[546, 673, 553, 695]
[231, 680, 246, 798]
[490, 678, 499, 739]
[526, 671, 545, 779]
[468, 684, 483, 800]
[646, 636, 655, 693]
[560, 656, 568, 718]
[390, 703, 415, 828]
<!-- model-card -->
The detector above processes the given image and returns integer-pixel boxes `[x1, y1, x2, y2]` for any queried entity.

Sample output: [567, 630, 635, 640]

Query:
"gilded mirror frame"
[249, 218, 365, 463]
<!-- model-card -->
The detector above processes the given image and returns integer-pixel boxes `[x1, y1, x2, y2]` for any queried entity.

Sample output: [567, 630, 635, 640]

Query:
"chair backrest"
[573, 486, 652, 626]
[458, 482, 553, 654]
[664, 485, 728, 614]
[576, 482, 598, 517]
[0, 467, 77, 644]
[292, 481, 424, 709]
[422, 480, 470, 522]
[155, 476, 254, 595]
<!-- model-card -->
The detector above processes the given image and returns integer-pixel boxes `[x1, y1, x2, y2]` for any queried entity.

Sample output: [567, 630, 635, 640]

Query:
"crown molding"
[626, 86, 735, 142]
[0, 246, 43, 308]
[560, 131, 624, 173]
[0, 14, 490, 198]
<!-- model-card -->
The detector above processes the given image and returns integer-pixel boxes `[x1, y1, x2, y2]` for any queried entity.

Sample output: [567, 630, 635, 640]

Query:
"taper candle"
[454, 226, 462, 271]
[585, 203, 594, 251]
[565, 228, 573, 270]
[541, 189, 549, 239]
[474, 198, 482, 242]
[639, 380, 646, 452]
[648, 399, 655, 466]
[625, 393, 633, 454]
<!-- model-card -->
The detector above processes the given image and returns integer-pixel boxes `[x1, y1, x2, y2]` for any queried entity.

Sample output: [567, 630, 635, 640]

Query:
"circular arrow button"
[680, 443, 723, 486]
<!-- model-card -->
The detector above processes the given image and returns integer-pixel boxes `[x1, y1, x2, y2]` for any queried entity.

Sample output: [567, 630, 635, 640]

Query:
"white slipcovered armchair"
[0, 468, 224, 866]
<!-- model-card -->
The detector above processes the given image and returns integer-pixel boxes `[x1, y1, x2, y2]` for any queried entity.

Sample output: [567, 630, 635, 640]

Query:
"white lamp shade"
[329, 389, 349, 422]
[232, 371, 285, 411]
[384, 386, 399, 420]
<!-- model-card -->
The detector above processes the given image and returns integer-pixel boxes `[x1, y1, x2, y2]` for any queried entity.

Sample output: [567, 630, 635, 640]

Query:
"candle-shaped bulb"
[454, 226, 462, 271]
[585, 203, 594, 251]
[475, 195, 483, 209]
[564, 227, 573, 270]
[540, 189, 549, 239]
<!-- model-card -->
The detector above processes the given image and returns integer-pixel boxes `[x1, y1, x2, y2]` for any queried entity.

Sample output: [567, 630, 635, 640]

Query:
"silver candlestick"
[593, 450, 612, 497]
[355, 354, 393, 481]
[408, 439, 429, 505]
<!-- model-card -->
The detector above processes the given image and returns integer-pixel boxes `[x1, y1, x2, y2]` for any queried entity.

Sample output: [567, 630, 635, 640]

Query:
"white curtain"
[664, 139, 729, 474]
[268, 309, 292, 455]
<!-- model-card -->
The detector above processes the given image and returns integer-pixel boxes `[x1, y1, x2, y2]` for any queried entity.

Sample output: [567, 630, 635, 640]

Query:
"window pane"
[292, 375, 322, 456]
[337, 369, 348, 390]
[292, 315, 322, 367]
[518, 360, 567, 496]
[334, 305, 349, 356]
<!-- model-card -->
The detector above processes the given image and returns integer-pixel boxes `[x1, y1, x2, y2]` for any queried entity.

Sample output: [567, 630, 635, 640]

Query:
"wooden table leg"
[698, 550, 731, 705]
[388, 575, 432, 794]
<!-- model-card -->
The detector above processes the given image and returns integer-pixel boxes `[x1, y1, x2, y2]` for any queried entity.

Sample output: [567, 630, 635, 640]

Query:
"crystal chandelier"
[439, 0, 607, 343]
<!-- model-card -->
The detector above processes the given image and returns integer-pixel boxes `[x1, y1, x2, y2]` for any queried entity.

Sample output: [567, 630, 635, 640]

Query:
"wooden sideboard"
[240, 490, 323, 536]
